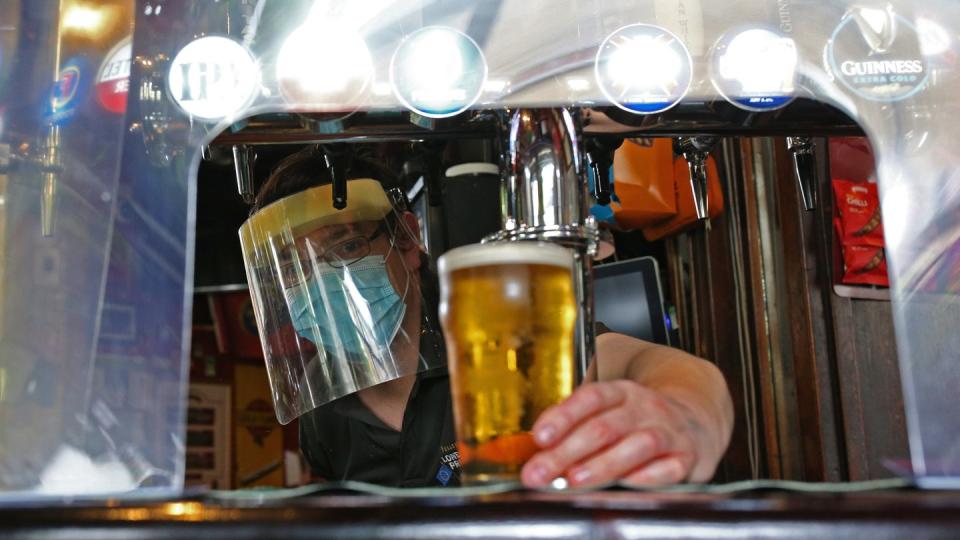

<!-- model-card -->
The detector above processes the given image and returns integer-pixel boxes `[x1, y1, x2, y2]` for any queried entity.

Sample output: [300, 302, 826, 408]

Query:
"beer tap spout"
[232, 145, 257, 204]
[497, 108, 596, 382]
[787, 137, 818, 211]
[676, 136, 718, 221]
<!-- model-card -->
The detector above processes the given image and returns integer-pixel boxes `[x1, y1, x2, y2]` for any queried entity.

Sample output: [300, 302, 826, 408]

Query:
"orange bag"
[612, 138, 678, 229]
[642, 154, 725, 241]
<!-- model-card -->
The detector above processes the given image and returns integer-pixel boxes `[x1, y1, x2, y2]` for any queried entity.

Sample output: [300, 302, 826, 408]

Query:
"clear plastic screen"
[0, 0, 957, 500]
[239, 178, 444, 425]
[0, 0, 190, 499]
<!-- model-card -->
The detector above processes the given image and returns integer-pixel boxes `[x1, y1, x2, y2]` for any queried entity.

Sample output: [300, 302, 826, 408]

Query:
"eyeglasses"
[279, 224, 386, 286]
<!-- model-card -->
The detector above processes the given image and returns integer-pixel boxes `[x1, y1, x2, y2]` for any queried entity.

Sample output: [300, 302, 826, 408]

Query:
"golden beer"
[438, 242, 577, 484]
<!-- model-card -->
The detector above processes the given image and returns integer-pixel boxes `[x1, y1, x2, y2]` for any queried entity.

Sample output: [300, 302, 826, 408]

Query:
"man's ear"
[396, 211, 422, 270]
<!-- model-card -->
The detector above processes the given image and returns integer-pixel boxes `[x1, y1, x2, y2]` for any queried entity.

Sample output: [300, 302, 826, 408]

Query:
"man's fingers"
[621, 455, 693, 487]
[522, 407, 641, 487]
[531, 381, 631, 447]
[564, 429, 665, 488]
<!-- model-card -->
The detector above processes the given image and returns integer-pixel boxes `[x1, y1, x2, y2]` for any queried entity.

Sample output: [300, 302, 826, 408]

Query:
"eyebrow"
[326, 225, 357, 243]
[308, 223, 361, 247]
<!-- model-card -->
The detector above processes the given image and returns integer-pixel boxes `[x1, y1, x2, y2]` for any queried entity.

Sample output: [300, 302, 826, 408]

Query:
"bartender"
[239, 145, 733, 489]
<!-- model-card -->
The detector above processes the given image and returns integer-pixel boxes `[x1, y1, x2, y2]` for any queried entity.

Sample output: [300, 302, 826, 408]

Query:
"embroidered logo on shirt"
[436, 464, 453, 485]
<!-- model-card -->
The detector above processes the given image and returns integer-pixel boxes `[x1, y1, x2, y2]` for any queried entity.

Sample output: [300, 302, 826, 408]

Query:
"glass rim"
[437, 241, 575, 275]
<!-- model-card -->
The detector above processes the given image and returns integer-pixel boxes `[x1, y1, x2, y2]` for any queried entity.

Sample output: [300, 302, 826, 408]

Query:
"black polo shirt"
[298, 331, 461, 487]
[298, 324, 610, 487]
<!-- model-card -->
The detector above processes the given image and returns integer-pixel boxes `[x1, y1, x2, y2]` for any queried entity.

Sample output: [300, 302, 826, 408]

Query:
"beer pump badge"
[595, 24, 693, 115]
[827, 9, 928, 102]
[390, 26, 487, 119]
[276, 23, 373, 109]
[168, 36, 259, 121]
[96, 36, 131, 114]
[711, 28, 798, 112]
[46, 56, 91, 125]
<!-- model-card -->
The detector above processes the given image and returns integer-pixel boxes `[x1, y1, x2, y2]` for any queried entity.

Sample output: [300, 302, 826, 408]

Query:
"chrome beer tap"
[40, 125, 62, 237]
[232, 145, 257, 204]
[676, 136, 718, 221]
[787, 136, 817, 211]
[493, 108, 598, 380]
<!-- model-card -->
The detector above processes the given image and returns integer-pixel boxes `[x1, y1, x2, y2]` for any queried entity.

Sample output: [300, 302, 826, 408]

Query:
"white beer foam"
[438, 242, 574, 274]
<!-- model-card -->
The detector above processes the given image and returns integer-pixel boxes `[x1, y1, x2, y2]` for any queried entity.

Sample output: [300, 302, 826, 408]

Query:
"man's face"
[294, 218, 414, 303]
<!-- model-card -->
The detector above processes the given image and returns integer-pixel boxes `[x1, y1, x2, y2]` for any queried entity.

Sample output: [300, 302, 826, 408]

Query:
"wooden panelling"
[661, 136, 907, 483]
[735, 139, 785, 480]
[772, 139, 847, 481]
[818, 140, 909, 480]
[667, 140, 769, 482]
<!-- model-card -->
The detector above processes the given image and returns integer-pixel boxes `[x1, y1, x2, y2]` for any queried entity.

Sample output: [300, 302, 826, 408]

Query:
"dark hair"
[252, 143, 404, 214]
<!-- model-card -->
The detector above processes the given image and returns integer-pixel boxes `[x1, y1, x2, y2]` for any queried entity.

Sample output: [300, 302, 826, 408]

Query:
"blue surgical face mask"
[283, 252, 409, 360]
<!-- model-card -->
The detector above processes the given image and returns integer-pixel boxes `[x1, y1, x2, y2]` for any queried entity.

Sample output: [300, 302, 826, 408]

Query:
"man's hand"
[520, 380, 721, 488]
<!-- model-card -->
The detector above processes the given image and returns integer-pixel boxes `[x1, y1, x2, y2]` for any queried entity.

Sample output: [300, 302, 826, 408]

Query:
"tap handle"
[324, 152, 347, 210]
[586, 137, 622, 206]
[232, 145, 257, 204]
[687, 155, 710, 220]
[676, 137, 717, 221]
[590, 155, 612, 206]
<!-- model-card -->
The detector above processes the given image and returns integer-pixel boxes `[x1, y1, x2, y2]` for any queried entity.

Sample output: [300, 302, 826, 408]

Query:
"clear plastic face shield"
[239, 179, 442, 424]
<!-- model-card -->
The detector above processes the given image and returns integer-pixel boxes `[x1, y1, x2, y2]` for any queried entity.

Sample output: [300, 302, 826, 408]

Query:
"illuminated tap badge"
[46, 56, 91, 125]
[711, 28, 798, 112]
[390, 27, 487, 119]
[167, 36, 259, 121]
[827, 7, 928, 102]
[276, 23, 373, 109]
[96, 36, 131, 114]
[595, 24, 693, 115]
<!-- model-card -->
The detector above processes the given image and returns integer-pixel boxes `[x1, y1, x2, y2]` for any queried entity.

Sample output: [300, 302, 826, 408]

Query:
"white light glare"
[276, 22, 372, 104]
[62, 6, 105, 32]
[606, 36, 683, 92]
[404, 29, 465, 103]
[373, 82, 393, 96]
[718, 29, 797, 94]
[917, 18, 951, 56]
[390, 26, 487, 118]
[484, 79, 508, 93]
[566, 78, 591, 92]
[881, 180, 911, 253]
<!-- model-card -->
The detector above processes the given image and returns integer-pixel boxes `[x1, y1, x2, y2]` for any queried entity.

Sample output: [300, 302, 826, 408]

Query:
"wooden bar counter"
[2, 483, 960, 539]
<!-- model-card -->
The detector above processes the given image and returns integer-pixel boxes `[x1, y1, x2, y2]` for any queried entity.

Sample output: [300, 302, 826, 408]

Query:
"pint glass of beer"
[438, 242, 577, 484]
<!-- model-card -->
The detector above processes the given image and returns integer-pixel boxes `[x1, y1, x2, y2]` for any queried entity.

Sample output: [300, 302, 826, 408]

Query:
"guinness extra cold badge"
[826, 6, 928, 102]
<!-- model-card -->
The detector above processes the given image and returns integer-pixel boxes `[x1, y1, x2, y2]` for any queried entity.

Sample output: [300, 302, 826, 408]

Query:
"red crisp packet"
[833, 179, 884, 247]
[841, 244, 890, 287]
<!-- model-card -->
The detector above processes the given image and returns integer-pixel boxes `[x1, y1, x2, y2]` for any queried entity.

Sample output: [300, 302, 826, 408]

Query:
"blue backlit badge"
[595, 24, 693, 115]
[46, 56, 91, 125]
[826, 7, 929, 102]
[390, 26, 488, 119]
[711, 27, 798, 112]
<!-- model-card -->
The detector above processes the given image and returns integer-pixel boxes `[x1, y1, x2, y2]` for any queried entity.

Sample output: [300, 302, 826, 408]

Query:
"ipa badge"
[167, 36, 260, 121]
